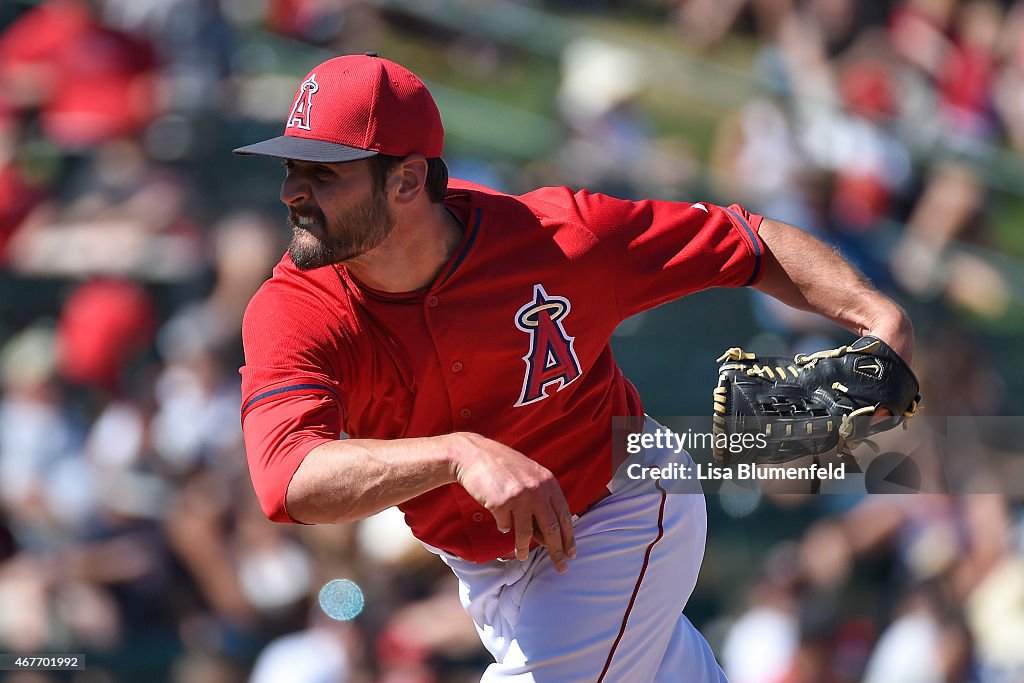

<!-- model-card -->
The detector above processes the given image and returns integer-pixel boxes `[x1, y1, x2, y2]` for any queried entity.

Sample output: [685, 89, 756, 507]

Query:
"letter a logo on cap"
[287, 74, 319, 131]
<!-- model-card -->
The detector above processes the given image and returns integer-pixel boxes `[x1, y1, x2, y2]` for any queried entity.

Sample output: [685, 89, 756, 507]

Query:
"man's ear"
[392, 154, 428, 204]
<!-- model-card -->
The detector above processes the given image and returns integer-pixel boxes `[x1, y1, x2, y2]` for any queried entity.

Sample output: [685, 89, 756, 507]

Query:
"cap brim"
[233, 135, 379, 163]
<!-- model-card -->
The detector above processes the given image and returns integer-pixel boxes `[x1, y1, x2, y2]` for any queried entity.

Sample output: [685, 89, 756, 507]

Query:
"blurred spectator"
[890, 161, 1011, 318]
[98, 0, 233, 113]
[6, 138, 202, 279]
[265, 0, 385, 51]
[0, 0, 160, 149]
[56, 278, 157, 392]
[721, 544, 802, 683]
[673, 0, 793, 52]
[966, 550, 1024, 680]
[248, 616, 353, 683]
[994, 1, 1024, 152]
[0, 108, 47, 266]
[937, 1, 1002, 146]
[555, 37, 699, 199]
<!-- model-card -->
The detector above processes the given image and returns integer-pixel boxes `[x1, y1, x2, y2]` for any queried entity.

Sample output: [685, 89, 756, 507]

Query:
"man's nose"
[280, 172, 311, 206]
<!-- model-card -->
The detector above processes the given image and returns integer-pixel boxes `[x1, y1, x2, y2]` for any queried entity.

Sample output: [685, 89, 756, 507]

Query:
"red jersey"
[241, 180, 764, 562]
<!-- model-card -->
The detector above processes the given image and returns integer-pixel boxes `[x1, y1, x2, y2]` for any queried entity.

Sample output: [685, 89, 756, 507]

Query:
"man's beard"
[287, 189, 395, 271]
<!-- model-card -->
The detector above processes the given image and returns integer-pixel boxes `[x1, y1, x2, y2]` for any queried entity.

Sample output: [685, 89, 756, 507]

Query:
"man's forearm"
[753, 218, 914, 361]
[283, 432, 576, 570]
[285, 435, 458, 524]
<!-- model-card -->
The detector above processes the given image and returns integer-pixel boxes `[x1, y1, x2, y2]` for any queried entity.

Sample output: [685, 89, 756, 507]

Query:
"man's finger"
[535, 508, 568, 573]
[513, 508, 533, 561]
[556, 501, 576, 560]
[491, 508, 512, 534]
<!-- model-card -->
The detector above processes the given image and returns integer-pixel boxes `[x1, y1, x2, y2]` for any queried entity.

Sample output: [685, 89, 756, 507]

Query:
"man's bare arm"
[286, 435, 457, 524]
[753, 218, 914, 363]
[285, 432, 576, 572]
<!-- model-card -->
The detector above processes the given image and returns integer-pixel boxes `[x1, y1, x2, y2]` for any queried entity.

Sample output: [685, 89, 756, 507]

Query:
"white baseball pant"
[424, 417, 728, 682]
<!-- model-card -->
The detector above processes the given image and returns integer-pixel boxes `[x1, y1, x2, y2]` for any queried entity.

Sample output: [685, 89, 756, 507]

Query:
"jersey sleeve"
[240, 279, 346, 523]
[570, 189, 765, 320]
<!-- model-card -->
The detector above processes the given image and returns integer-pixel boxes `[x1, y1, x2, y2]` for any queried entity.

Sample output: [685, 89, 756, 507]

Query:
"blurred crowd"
[0, 0, 1022, 681]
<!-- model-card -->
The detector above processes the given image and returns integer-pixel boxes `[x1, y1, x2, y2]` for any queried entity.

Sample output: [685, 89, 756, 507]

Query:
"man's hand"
[865, 304, 915, 366]
[448, 433, 576, 573]
[866, 304, 915, 421]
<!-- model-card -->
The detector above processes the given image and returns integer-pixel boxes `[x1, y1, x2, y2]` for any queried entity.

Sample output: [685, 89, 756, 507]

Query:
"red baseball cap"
[234, 53, 444, 162]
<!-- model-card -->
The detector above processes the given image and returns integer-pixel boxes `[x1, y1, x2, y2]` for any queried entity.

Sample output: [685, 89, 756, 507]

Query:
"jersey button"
[459, 408, 472, 419]
[472, 511, 485, 522]
[451, 361, 463, 373]
[427, 295, 439, 308]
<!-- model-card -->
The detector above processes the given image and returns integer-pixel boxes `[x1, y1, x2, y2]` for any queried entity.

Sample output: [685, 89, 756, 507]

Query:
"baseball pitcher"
[235, 54, 917, 682]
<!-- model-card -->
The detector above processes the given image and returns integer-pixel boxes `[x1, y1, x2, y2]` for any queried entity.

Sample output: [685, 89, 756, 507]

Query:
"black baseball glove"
[712, 336, 921, 465]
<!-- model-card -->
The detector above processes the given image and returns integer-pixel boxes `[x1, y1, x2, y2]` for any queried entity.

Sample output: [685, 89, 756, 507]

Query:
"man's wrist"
[441, 432, 471, 484]
[864, 301, 915, 363]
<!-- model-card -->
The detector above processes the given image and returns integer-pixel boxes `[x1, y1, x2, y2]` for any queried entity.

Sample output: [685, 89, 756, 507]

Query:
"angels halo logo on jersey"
[513, 284, 582, 407]
[287, 74, 319, 131]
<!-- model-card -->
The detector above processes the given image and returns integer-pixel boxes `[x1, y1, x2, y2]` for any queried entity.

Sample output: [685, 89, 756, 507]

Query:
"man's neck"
[344, 203, 464, 293]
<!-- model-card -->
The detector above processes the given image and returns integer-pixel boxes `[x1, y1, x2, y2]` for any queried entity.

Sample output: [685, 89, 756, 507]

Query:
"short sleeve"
[241, 393, 338, 522]
[240, 278, 346, 522]
[570, 190, 765, 320]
